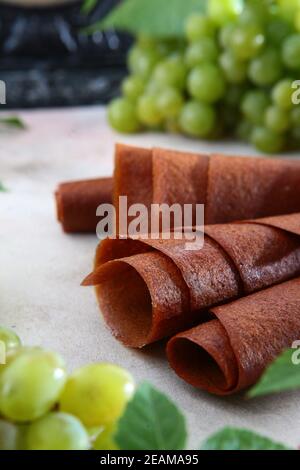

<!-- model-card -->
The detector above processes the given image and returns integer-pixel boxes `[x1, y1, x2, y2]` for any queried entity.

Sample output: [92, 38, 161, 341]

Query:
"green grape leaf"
[0, 116, 26, 129]
[248, 348, 300, 398]
[115, 382, 187, 450]
[201, 427, 291, 450]
[0, 182, 7, 192]
[86, 0, 206, 38]
[81, 0, 101, 14]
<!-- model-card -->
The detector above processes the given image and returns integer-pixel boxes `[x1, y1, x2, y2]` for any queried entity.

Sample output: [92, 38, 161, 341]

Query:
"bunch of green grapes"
[108, 0, 300, 153]
[0, 326, 135, 450]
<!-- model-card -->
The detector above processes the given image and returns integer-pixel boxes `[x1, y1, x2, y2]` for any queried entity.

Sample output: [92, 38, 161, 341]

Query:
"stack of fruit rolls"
[83, 213, 300, 394]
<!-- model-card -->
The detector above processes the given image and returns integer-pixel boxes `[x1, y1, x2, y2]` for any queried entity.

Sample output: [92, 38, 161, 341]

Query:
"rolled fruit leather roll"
[152, 148, 300, 224]
[114, 144, 300, 226]
[56, 144, 300, 233]
[167, 277, 300, 395]
[55, 177, 113, 233]
[82, 212, 300, 348]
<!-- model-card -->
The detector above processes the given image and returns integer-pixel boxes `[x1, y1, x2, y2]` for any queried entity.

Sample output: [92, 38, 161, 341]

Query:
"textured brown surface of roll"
[83, 232, 243, 346]
[206, 155, 300, 224]
[55, 177, 113, 233]
[167, 277, 300, 395]
[152, 148, 209, 223]
[252, 212, 300, 237]
[205, 222, 300, 293]
[83, 213, 300, 349]
[84, 237, 212, 345]
[141, 236, 242, 311]
[167, 320, 238, 395]
[56, 146, 300, 233]
[90, 251, 193, 347]
[114, 144, 153, 235]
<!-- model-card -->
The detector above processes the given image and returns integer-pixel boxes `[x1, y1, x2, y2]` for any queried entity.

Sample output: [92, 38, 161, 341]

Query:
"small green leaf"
[81, 0, 100, 14]
[249, 349, 300, 398]
[115, 382, 187, 450]
[0, 182, 7, 192]
[201, 427, 291, 450]
[86, 0, 206, 38]
[0, 116, 26, 130]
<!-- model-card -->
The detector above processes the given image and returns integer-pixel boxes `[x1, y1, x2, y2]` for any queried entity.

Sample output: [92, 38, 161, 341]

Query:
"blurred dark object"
[0, 0, 131, 108]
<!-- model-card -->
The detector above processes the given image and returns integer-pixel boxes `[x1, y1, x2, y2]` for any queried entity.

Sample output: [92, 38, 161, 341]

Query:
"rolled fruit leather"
[152, 147, 300, 224]
[55, 177, 113, 233]
[56, 144, 300, 233]
[82, 212, 300, 348]
[167, 277, 300, 395]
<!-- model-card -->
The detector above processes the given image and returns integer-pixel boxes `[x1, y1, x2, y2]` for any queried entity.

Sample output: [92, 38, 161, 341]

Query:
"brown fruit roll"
[167, 277, 300, 395]
[82, 213, 300, 349]
[55, 177, 113, 233]
[56, 145, 300, 233]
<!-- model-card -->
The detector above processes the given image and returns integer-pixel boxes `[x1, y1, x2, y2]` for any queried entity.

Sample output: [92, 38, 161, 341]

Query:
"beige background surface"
[1, 106, 300, 449]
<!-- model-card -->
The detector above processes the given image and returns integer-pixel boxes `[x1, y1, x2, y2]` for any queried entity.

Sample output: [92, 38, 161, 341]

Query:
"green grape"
[241, 90, 270, 125]
[93, 423, 118, 451]
[87, 426, 103, 443]
[122, 76, 145, 101]
[16, 424, 28, 450]
[0, 325, 21, 353]
[157, 39, 182, 57]
[239, 0, 270, 26]
[156, 41, 174, 58]
[277, 0, 300, 22]
[152, 56, 186, 90]
[137, 94, 162, 126]
[230, 25, 265, 60]
[220, 105, 239, 132]
[282, 34, 300, 69]
[185, 14, 215, 42]
[267, 18, 292, 45]
[108, 98, 140, 133]
[179, 100, 216, 138]
[156, 87, 183, 119]
[0, 347, 66, 422]
[219, 51, 247, 84]
[265, 105, 290, 133]
[26, 412, 89, 450]
[236, 120, 253, 141]
[145, 80, 165, 95]
[224, 85, 247, 108]
[59, 363, 135, 428]
[136, 35, 158, 50]
[295, 11, 300, 32]
[128, 45, 161, 78]
[291, 106, 300, 126]
[208, 0, 243, 26]
[185, 38, 219, 68]
[248, 48, 283, 86]
[187, 63, 226, 103]
[219, 22, 236, 49]
[0, 419, 19, 450]
[136, 35, 177, 57]
[251, 126, 285, 153]
[272, 79, 294, 110]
